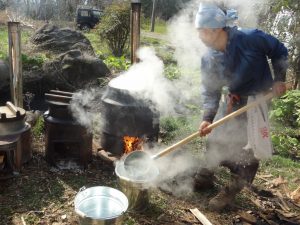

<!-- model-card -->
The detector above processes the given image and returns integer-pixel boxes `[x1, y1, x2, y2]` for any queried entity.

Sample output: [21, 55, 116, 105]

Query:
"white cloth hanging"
[245, 94, 273, 159]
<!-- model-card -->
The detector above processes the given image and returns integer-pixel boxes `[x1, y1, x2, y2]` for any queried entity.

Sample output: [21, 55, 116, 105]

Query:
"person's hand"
[272, 81, 286, 97]
[199, 121, 212, 137]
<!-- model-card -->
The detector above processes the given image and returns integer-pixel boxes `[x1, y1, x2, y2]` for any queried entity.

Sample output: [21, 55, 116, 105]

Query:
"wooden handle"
[152, 132, 199, 159]
[6, 101, 18, 115]
[45, 93, 73, 104]
[207, 92, 273, 130]
[152, 92, 274, 160]
[50, 90, 73, 96]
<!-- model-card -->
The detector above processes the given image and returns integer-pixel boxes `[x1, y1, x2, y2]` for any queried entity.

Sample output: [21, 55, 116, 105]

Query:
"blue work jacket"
[201, 27, 288, 122]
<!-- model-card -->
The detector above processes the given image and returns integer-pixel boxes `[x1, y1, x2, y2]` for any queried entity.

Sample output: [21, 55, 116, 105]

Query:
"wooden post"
[8, 22, 23, 108]
[130, 0, 141, 64]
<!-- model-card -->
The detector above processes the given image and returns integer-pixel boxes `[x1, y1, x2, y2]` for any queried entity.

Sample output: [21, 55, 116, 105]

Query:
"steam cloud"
[69, 88, 103, 134]
[110, 47, 176, 115]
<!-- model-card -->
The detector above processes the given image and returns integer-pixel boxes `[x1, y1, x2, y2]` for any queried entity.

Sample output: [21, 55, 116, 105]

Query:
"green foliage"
[22, 54, 45, 70]
[103, 55, 130, 73]
[155, 46, 176, 64]
[0, 50, 7, 60]
[160, 116, 191, 142]
[141, 36, 166, 47]
[164, 64, 181, 80]
[259, 155, 300, 189]
[271, 133, 300, 158]
[270, 90, 300, 159]
[270, 90, 300, 127]
[0, 27, 8, 60]
[85, 32, 110, 56]
[32, 116, 44, 137]
[96, 2, 130, 57]
[161, 116, 188, 133]
[271, 0, 299, 12]
[141, 17, 167, 34]
[0, 26, 33, 61]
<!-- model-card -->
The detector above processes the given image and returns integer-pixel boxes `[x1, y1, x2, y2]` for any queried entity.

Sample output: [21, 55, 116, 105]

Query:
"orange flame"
[123, 136, 143, 154]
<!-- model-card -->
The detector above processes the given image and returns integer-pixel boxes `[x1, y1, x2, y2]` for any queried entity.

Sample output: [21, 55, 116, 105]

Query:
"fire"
[123, 136, 143, 154]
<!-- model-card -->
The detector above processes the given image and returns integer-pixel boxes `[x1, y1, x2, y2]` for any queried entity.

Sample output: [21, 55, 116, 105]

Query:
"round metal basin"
[74, 186, 128, 225]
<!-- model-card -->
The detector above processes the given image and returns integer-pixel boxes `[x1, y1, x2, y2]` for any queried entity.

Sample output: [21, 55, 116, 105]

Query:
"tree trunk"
[150, 0, 157, 32]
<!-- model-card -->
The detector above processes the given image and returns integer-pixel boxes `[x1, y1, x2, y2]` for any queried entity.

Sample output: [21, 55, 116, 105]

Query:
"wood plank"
[190, 208, 213, 225]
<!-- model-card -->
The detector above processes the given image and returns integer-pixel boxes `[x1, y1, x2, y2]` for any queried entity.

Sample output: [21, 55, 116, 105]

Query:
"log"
[190, 208, 213, 225]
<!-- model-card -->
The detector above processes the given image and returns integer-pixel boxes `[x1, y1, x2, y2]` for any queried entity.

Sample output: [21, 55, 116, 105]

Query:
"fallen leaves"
[290, 186, 300, 204]
[237, 211, 257, 224]
[242, 174, 300, 225]
[267, 175, 288, 188]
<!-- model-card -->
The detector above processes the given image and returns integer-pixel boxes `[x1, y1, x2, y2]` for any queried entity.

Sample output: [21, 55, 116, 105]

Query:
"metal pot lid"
[0, 102, 26, 122]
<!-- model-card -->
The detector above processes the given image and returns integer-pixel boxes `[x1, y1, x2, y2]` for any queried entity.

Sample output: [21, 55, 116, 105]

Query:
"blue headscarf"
[195, 3, 238, 29]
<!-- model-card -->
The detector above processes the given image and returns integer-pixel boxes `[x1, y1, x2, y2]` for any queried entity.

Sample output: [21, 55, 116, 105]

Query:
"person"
[193, 3, 288, 211]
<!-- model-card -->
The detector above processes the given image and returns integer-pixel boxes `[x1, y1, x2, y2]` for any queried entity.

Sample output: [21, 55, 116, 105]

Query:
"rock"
[31, 24, 94, 55]
[42, 49, 110, 91]
[29, 24, 111, 92]
[1, 24, 111, 99]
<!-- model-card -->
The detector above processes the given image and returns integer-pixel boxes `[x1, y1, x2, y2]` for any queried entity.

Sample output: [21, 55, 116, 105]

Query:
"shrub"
[270, 90, 300, 127]
[103, 55, 130, 73]
[164, 64, 181, 80]
[32, 116, 44, 137]
[22, 54, 45, 70]
[270, 90, 300, 159]
[160, 116, 189, 142]
[96, 2, 130, 57]
[271, 132, 300, 159]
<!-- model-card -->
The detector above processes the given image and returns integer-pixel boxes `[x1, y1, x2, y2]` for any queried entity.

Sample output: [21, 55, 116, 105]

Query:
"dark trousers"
[200, 98, 259, 184]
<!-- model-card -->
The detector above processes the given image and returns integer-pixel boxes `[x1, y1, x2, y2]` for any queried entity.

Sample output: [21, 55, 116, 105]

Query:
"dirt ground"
[1, 134, 300, 225]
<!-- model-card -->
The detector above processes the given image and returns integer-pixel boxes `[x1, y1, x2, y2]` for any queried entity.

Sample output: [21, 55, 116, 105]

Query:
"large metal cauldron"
[101, 82, 159, 155]
[0, 102, 32, 164]
[115, 160, 159, 211]
[74, 186, 128, 225]
[0, 102, 27, 136]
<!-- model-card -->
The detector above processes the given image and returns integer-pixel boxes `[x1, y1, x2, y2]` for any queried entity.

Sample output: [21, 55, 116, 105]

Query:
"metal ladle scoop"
[124, 92, 275, 176]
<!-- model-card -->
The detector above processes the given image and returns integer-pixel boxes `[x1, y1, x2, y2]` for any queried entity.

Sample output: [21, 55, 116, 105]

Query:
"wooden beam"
[130, 1, 141, 64]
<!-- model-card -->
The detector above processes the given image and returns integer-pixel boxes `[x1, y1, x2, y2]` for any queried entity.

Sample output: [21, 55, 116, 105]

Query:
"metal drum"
[101, 81, 159, 155]
[115, 160, 159, 211]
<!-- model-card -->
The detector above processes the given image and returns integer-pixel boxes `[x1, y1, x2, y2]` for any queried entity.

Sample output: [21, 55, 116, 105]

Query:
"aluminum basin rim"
[74, 207, 126, 220]
[74, 186, 128, 220]
[115, 162, 159, 183]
